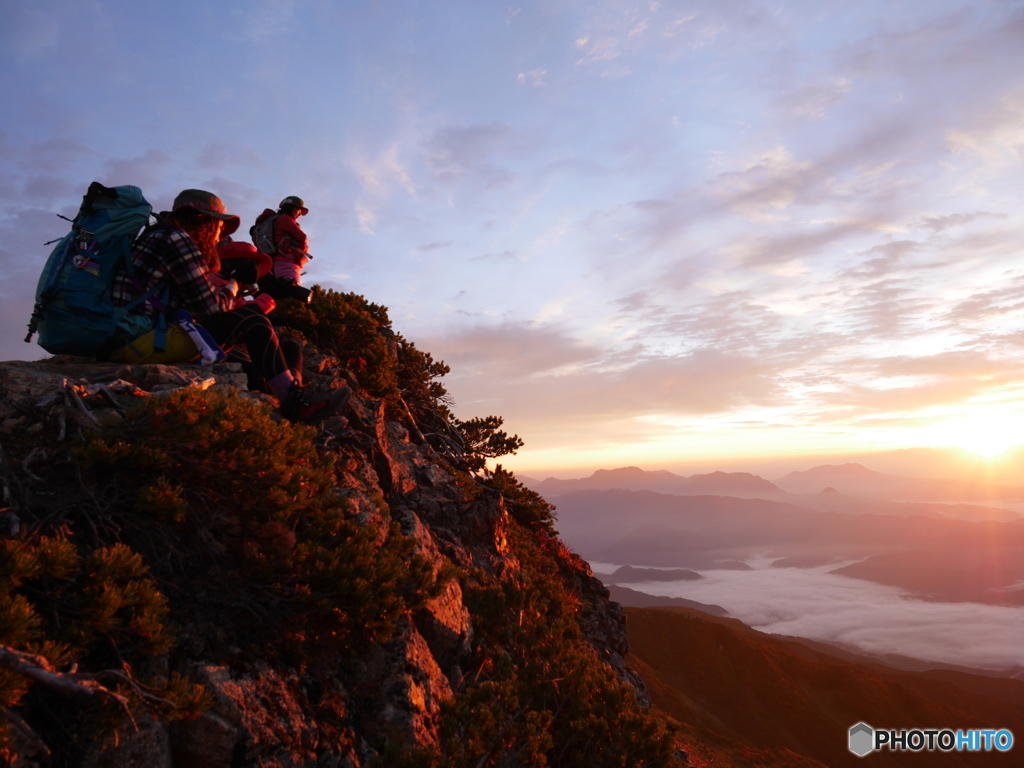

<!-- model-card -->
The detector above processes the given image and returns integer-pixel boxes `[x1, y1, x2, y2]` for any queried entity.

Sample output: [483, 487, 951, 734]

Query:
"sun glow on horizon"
[502, 402, 1024, 476]
[923, 410, 1024, 458]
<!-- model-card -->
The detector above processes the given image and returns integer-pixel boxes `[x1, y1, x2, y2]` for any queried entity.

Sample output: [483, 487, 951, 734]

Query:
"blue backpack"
[26, 183, 165, 356]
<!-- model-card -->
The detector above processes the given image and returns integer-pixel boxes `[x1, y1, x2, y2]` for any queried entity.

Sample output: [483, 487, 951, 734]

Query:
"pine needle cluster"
[0, 534, 205, 762]
[480, 464, 557, 533]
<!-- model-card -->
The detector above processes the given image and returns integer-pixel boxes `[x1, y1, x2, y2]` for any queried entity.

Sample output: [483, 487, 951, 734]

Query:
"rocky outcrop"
[0, 351, 649, 767]
[0, 359, 256, 444]
[539, 538, 652, 709]
[363, 617, 454, 749]
[173, 664, 319, 768]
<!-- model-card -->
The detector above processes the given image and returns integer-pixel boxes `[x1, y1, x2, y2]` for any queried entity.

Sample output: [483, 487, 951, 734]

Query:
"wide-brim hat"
[173, 189, 241, 236]
[217, 241, 274, 278]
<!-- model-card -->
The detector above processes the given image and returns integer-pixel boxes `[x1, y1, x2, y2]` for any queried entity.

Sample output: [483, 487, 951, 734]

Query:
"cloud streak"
[3, 0, 1024, 469]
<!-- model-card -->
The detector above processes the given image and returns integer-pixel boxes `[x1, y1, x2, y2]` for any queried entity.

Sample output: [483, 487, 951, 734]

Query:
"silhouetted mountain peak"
[782, 463, 898, 482]
[775, 462, 910, 496]
[592, 466, 684, 481]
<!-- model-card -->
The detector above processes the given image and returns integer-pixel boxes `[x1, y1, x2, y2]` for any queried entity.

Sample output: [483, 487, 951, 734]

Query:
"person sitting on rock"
[215, 240, 305, 392]
[108, 189, 345, 424]
[251, 196, 312, 302]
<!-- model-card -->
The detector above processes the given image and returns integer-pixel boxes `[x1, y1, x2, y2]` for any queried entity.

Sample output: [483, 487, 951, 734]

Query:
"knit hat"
[173, 189, 241, 236]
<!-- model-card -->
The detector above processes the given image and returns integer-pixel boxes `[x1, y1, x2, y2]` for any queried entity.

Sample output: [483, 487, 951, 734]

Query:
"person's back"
[251, 196, 310, 287]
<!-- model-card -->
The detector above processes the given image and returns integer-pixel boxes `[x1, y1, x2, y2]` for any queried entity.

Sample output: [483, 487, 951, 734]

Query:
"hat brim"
[212, 213, 241, 237]
[218, 244, 274, 278]
[177, 203, 241, 236]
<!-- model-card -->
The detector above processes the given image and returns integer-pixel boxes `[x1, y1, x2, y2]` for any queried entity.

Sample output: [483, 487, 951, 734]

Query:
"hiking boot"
[280, 383, 351, 425]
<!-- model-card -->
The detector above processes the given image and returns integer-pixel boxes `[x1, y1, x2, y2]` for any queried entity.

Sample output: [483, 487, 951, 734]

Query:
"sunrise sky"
[3, 1, 1024, 476]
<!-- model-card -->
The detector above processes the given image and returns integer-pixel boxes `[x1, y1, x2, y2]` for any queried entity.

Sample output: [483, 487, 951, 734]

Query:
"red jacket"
[274, 212, 308, 256]
[253, 209, 309, 265]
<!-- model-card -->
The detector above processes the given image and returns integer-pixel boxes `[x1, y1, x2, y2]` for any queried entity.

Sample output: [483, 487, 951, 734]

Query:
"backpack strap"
[153, 286, 171, 352]
[119, 224, 175, 349]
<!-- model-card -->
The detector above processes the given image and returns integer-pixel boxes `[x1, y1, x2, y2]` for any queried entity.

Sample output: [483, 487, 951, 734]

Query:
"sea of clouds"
[592, 558, 1024, 673]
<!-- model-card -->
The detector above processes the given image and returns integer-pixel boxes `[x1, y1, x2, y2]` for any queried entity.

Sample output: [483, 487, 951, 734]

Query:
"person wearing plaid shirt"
[110, 188, 348, 425]
[112, 227, 222, 319]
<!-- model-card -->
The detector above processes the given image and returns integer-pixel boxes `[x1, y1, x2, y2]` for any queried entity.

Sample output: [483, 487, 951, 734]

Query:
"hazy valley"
[521, 464, 1024, 676]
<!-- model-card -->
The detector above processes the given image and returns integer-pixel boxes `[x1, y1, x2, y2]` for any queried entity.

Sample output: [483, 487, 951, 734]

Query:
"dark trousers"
[201, 305, 288, 386]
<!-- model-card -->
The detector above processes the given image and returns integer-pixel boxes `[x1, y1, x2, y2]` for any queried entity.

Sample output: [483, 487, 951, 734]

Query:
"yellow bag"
[109, 325, 200, 364]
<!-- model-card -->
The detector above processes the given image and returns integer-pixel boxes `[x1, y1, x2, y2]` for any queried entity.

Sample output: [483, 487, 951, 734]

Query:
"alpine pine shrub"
[75, 388, 443, 663]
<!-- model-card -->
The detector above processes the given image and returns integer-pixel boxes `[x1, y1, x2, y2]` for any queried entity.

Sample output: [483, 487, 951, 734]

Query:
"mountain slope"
[830, 548, 1024, 604]
[0, 291, 683, 768]
[627, 607, 1024, 767]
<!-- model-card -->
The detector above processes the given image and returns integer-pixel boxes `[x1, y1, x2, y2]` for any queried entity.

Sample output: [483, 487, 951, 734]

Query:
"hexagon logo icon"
[849, 722, 874, 757]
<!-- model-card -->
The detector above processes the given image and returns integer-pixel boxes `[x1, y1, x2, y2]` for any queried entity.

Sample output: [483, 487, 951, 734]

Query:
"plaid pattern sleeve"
[114, 228, 221, 319]
[160, 230, 221, 318]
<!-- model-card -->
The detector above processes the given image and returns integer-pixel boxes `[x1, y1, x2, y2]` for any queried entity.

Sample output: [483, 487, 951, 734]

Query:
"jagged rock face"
[574, 569, 652, 709]
[369, 617, 453, 749]
[173, 664, 320, 768]
[398, 508, 474, 672]
[0, 355, 649, 767]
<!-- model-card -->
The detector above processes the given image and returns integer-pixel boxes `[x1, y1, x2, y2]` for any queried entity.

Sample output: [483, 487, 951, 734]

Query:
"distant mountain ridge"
[520, 465, 784, 498]
[606, 584, 727, 615]
[521, 464, 1023, 522]
[776, 462, 1024, 501]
